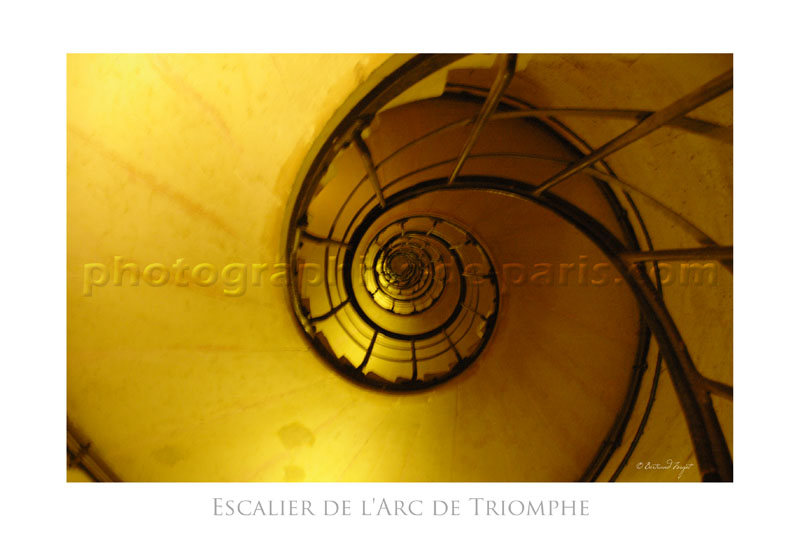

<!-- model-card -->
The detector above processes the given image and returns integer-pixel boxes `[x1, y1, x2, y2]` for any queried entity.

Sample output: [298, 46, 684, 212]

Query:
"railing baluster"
[411, 340, 418, 381]
[353, 131, 387, 208]
[444, 331, 461, 361]
[701, 376, 733, 400]
[447, 54, 517, 185]
[308, 299, 349, 323]
[619, 246, 732, 263]
[300, 230, 350, 248]
[532, 68, 733, 196]
[460, 302, 488, 321]
[358, 331, 378, 372]
[493, 109, 731, 144]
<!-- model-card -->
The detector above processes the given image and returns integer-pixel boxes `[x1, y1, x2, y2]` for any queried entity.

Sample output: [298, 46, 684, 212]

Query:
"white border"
[2, 1, 797, 531]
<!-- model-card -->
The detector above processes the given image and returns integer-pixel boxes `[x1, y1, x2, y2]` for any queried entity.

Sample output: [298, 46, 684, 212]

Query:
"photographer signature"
[635, 459, 695, 479]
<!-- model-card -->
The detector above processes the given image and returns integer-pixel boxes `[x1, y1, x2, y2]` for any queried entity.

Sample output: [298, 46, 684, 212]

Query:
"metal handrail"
[285, 53, 733, 481]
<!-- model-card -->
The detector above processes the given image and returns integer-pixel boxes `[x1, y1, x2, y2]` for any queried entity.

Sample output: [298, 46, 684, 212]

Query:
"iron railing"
[284, 54, 733, 482]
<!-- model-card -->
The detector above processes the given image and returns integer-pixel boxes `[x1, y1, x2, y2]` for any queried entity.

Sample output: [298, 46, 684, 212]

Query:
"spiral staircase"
[67, 53, 733, 482]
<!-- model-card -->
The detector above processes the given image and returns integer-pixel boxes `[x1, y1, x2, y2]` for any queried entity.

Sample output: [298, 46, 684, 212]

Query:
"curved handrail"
[284, 53, 733, 481]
